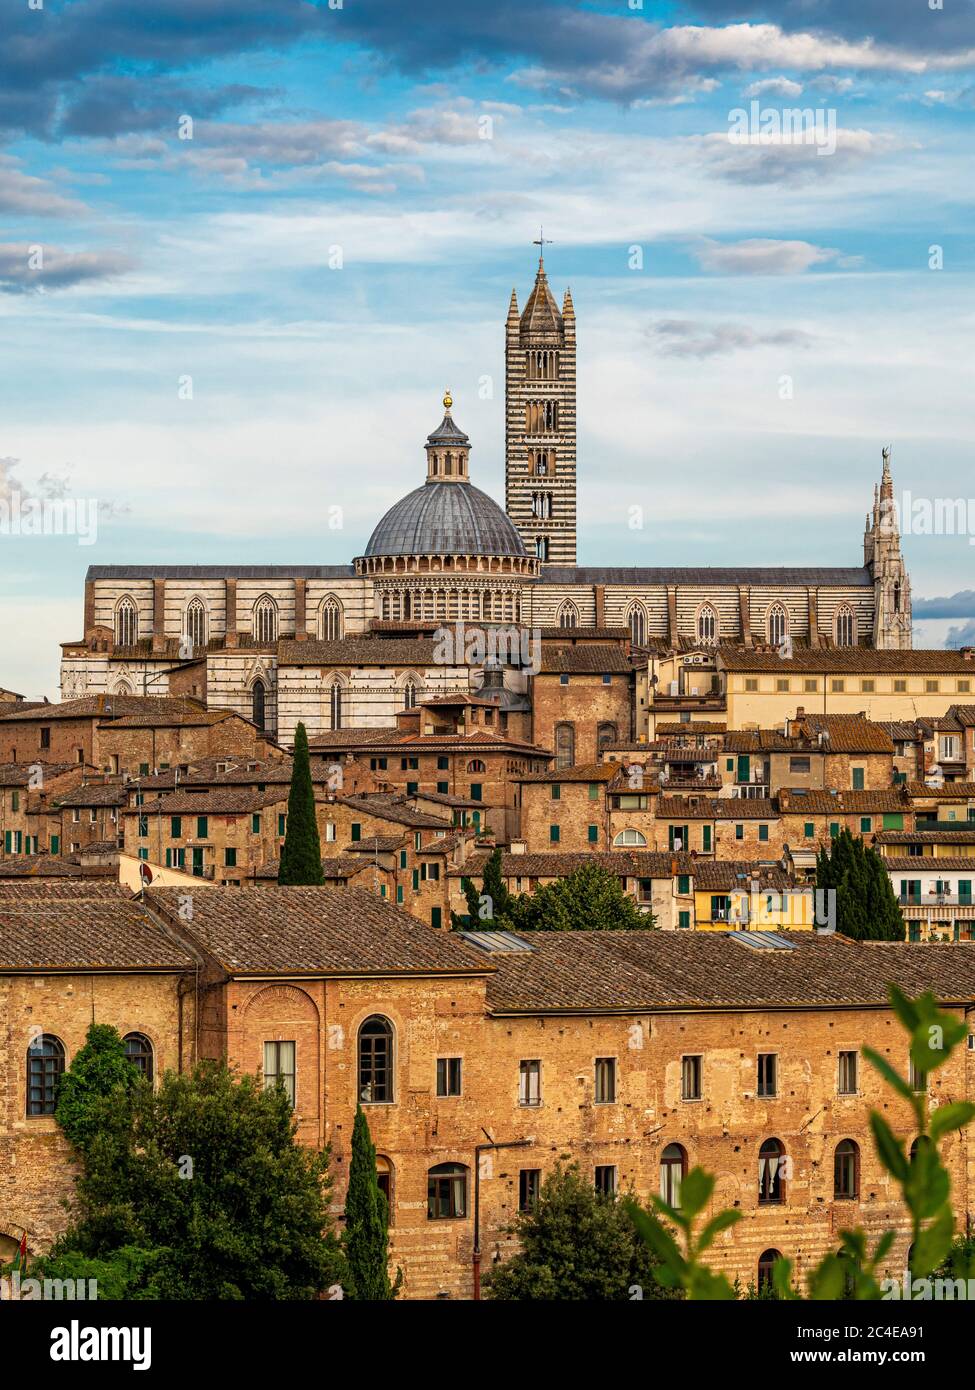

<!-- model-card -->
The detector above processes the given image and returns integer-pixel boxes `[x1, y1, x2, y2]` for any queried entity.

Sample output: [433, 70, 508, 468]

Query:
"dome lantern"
[425, 390, 470, 483]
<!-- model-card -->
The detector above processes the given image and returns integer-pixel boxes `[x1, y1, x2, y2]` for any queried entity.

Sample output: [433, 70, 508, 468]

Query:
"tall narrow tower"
[505, 242, 577, 565]
[865, 446, 912, 649]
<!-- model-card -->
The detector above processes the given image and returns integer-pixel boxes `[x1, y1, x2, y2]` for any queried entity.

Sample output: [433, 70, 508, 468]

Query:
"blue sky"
[2, 0, 974, 697]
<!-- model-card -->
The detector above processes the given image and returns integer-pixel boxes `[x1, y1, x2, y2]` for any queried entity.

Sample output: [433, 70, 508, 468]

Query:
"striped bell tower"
[504, 237, 577, 565]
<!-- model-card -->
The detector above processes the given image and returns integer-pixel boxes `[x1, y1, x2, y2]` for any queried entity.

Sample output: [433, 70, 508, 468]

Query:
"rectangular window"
[804, 679, 818, 693]
[588, 782, 599, 801]
[412, 868, 419, 891]
[894, 679, 907, 692]
[519, 1059, 541, 1106]
[745, 679, 758, 692]
[925, 680, 939, 693]
[551, 783, 561, 800]
[860, 817, 872, 832]
[351, 822, 361, 842]
[50, 834, 59, 855]
[470, 783, 482, 802]
[138, 814, 148, 837]
[406, 781, 418, 796]
[668, 825, 689, 852]
[758, 824, 769, 842]
[594, 1166, 617, 1198]
[437, 781, 449, 795]
[431, 906, 442, 929]
[757, 1053, 777, 1098]
[326, 822, 336, 842]
[702, 825, 712, 852]
[594, 1057, 617, 1104]
[831, 679, 845, 692]
[263, 1041, 296, 1107]
[437, 756, 449, 770]
[40, 727, 51, 749]
[678, 910, 691, 929]
[587, 824, 598, 843]
[560, 674, 569, 686]
[396, 885, 403, 904]
[838, 1051, 858, 1095]
[852, 768, 865, 790]
[519, 1169, 541, 1212]
[197, 816, 208, 839]
[790, 757, 811, 774]
[278, 813, 286, 836]
[170, 816, 182, 837]
[829, 822, 840, 838]
[909, 1056, 927, 1093]
[804, 821, 815, 838]
[550, 824, 560, 843]
[11, 791, 18, 812]
[225, 847, 237, 867]
[776, 678, 789, 692]
[883, 813, 904, 831]
[677, 874, 690, 894]
[735, 824, 744, 840]
[436, 1057, 462, 1097]
[681, 1055, 702, 1101]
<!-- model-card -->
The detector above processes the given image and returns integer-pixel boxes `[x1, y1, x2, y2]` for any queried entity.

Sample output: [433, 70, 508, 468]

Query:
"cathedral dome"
[364, 480, 526, 559]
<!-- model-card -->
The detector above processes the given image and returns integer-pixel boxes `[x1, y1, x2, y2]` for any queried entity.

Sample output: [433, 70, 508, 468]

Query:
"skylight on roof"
[459, 930, 534, 954]
[726, 931, 797, 952]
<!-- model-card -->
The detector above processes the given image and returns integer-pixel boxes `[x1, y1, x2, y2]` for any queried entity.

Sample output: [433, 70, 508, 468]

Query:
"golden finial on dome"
[443, 389, 453, 411]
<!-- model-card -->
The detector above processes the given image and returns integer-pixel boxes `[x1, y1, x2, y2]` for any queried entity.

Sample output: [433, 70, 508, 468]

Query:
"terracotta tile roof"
[880, 721, 925, 742]
[0, 762, 78, 787]
[278, 639, 439, 668]
[515, 763, 618, 784]
[656, 796, 778, 819]
[655, 723, 727, 736]
[691, 861, 795, 891]
[723, 730, 809, 753]
[136, 788, 286, 816]
[538, 627, 631, 642]
[952, 705, 975, 727]
[0, 856, 94, 878]
[307, 729, 404, 749]
[330, 793, 453, 829]
[778, 789, 911, 814]
[538, 647, 632, 674]
[0, 899, 193, 971]
[485, 931, 975, 1014]
[344, 835, 406, 853]
[907, 782, 975, 799]
[0, 695, 205, 723]
[252, 856, 377, 881]
[146, 886, 489, 976]
[103, 709, 238, 729]
[876, 828, 975, 843]
[795, 715, 896, 754]
[879, 857, 975, 872]
[0, 880, 129, 900]
[449, 850, 696, 879]
[719, 646, 975, 674]
[50, 783, 128, 809]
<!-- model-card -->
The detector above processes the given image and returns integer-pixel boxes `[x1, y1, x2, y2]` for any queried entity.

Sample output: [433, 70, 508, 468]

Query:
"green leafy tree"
[278, 721, 324, 886]
[49, 1033, 347, 1300]
[516, 862, 656, 931]
[344, 1106, 400, 1300]
[816, 828, 905, 940]
[625, 986, 975, 1300]
[452, 847, 518, 929]
[487, 1162, 677, 1301]
[55, 1022, 145, 1152]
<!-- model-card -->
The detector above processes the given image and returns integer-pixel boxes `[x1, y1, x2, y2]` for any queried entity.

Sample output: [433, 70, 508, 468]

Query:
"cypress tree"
[344, 1105, 399, 1300]
[816, 828, 904, 941]
[278, 721, 324, 885]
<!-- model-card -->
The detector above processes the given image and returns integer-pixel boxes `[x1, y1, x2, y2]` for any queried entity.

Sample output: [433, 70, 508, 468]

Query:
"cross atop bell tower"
[504, 238, 577, 565]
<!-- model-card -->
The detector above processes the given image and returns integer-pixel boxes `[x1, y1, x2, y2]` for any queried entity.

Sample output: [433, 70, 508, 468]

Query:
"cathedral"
[60, 253, 913, 744]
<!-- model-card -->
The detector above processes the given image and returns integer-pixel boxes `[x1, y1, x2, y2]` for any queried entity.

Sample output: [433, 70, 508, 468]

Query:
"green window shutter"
[138, 815, 148, 837]
[380, 885, 387, 898]
[431, 907, 442, 929]
[883, 813, 904, 830]
[412, 869, 419, 890]
[588, 783, 599, 801]
[396, 885, 404, 904]
[165, 849, 172, 867]
[703, 826, 712, 852]
[551, 784, 561, 800]
[437, 782, 449, 795]
[829, 822, 840, 838]
[588, 824, 598, 843]
[860, 817, 871, 832]
[197, 816, 208, 839]
[852, 768, 865, 790]
[735, 824, 744, 841]
[438, 756, 449, 770]
[5, 830, 12, 852]
[550, 824, 560, 843]
[736, 755, 750, 782]
[171, 816, 181, 837]
[960, 881, 972, 904]
[472, 810, 481, 829]
[251, 813, 260, 834]
[51, 835, 59, 855]
[399, 849, 407, 869]
[470, 784, 482, 801]
[759, 825, 769, 842]
[415, 832, 421, 850]
[804, 822, 814, 838]
[678, 910, 691, 929]
[138, 847, 148, 861]
[278, 813, 285, 835]
[407, 782, 418, 796]
[225, 848, 237, 867]
[726, 759, 734, 772]
[351, 823, 361, 842]
[677, 874, 690, 894]
[139, 763, 149, 776]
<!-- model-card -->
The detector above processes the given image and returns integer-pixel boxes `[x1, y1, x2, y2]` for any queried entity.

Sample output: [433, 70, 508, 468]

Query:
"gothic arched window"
[403, 679, 417, 710]
[251, 680, 266, 731]
[767, 604, 788, 647]
[329, 681, 343, 731]
[115, 597, 137, 648]
[555, 722, 575, 770]
[319, 595, 343, 642]
[254, 596, 277, 643]
[660, 1144, 686, 1208]
[835, 606, 855, 647]
[123, 1032, 155, 1084]
[697, 604, 718, 644]
[27, 1034, 65, 1116]
[597, 722, 618, 755]
[185, 597, 207, 654]
[358, 1016, 393, 1104]
[557, 601, 578, 629]
[628, 605, 646, 648]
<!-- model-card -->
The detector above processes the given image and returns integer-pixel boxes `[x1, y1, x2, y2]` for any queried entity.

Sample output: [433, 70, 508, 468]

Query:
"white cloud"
[690, 237, 849, 275]
[743, 77, 804, 98]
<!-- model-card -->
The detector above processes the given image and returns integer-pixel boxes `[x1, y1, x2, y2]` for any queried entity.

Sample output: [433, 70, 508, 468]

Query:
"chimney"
[962, 647, 975, 661]
[509, 838, 527, 855]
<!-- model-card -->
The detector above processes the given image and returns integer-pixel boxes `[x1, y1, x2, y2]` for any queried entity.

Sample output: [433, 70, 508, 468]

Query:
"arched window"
[376, 1156, 394, 1223]
[893, 581, 901, 614]
[834, 606, 855, 647]
[403, 679, 417, 710]
[358, 1016, 393, 1103]
[184, 597, 207, 654]
[115, 597, 137, 648]
[758, 1249, 783, 1293]
[697, 603, 718, 644]
[123, 1032, 154, 1084]
[767, 604, 788, 647]
[628, 605, 646, 647]
[613, 828, 647, 847]
[319, 595, 343, 642]
[329, 681, 343, 731]
[254, 596, 277, 643]
[113, 680, 132, 697]
[427, 1163, 468, 1219]
[466, 759, 486, 774]
[660, 1143, 686, 1208]
[27, 1034, 65, 1115]
[597, 722, 618, 755]
[557, 601, 578, 629]
[834, 1139, 859, 1199]
[758, 1138, 786, 1204]
[555, 723, 575, 770]
[251, 680, 266, 731]
[535, 537, 549, 561]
